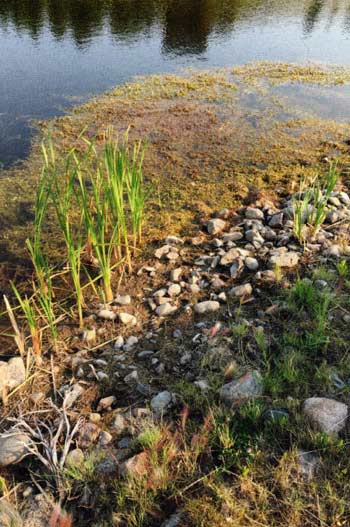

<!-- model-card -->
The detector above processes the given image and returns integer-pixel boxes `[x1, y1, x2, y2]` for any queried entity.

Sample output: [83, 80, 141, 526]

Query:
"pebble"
[0, 357, 25, 393]
[222, 231, 243, 242]
[170, 268, 182, 282]
[124, 336, 138, 349]
[219, 371, 263, 405]
[297, 450, 320, 481]
[119, 452, 148, 478]
[229, 283, 253, 297]
[113, 413, 127, 434]
[119, 313, 137, 326]
[156, 303, 177, 317]
[151, 390, 173, 415]
[97, 395, 116, 411]
[194, 300, 220, 314]
[124, 371, 139, 384]
[268, 252, 299, 268]
[268, 212, 284, 228]
[168, 283, 181, 297]
[165, 235, 184, 246]
[114, 336, 124, 349]
[66, 448, 84, 467]
[97, 309, 117, 321]
[62, 383, 84, 409]
[114, 294, 131, 305]
[302, 397, 348, 435]
[160, 513, 184, 527]
[245, 257, 259, 271]
[207, 218, 226, 235]
[245, 207, 264, 220]
[0, 431, 31, 467]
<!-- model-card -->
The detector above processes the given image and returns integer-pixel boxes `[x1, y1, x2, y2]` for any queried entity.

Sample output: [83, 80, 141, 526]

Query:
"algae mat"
[1, 62, 350, 286]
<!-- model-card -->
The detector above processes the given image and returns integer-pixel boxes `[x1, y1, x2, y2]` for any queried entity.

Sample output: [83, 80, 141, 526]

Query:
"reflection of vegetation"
[1, 0, 349, 51]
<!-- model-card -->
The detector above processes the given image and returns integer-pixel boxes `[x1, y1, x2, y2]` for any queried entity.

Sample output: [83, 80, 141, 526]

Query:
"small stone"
[194, 380, 210, 392]
[220, 371, 263, 405]
[268, 212, 284, 228]
[230, 259, 244, 278]
[194, 301, 220, 314]
[124, 336, 138, 349]
[124, 370, 138, 384]
[156, 303, 177, 317]
[113, 413, 127, 434]
[151, 391, 172, 415]
[99, 431, 113, 446]
[328, 196, 341, 207]
[297, 450, 320, 480]
[268, 252, 299, 268]
[165, 235, 184, 246]
[324, 245, 341, 257]
[168, 284, 181, 297]
[114, 336, 124, 349]
[119, 452, 148, 478]
[207, 218, 226, 235]
[188, 284, 201, 294]
[89, 413, 101, 423]
[303, 397, 348, 435]
[0, 357, 25, 392]
[66, 448, 84, 467]
[314, 279, 328, 288]
[160, 513, 184, 527]
[229, 283, 253, 297]
[326, 210, 340, 224]
[339, 191, 350, 206]
[119, 313, 137, 326]
[63, 383, 84, 409]
[170, 268, 182, 282]
[0, 431, 31, 467]
[155, 245, 171, 259]
[180, 352, 192, 365]
[114, 294, 131, 305]
[82, 328, 96, 345]
[245, 257, 259, 271]
[97, 395, 116, 411]
[245, 207, 264, 220]
[211, 277, 226, 290]
[166, 251, 179, 261]
[97, 309, 117, 321]
[222, 231, 243, 242]
[78, 422, 100, 448]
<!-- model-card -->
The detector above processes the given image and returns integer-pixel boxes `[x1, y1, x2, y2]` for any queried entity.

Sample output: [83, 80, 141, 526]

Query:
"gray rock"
[220, 248, 240, 265]
[63, 383, 85, 409]
[170, 268, 182, 282]
[194, 301, 220, 314]
[124, 336, 138, 349]
[151, 390, 172, 414]
[124, 370, 138, 384]
[160, 513, 184, 527]
[302, 397, 348, 435]
[119, 312, 137, 326]
[245, 257, 259, 271]
[328, 196, 341, 207]
[114, 336, 124, 349]
[168, 284, 181, 297]
[155, 245, 171, 259]
[156, 303, 177, 317]
[229, 283, 253, 297]
[0, 500, 23, 527]
[66, 448, 84, 467]
[230, 259, 244, 278]
[97, 309, 117, 321]
[207, 218, 226, 235]
[268, 212, 284, 229]
[165, 235, 184, 246]
[339, 191, 350, 206]
[0, 357, 25, 393]
[113, 413, 127, 435]
[268, 252, 299, 268]
[220, 371, 263, 405]
[245, 207, 264, 220]
[114, 294, 131, 305]
[326, 210, 340, 224]
[97, 396, 116, 411]
[297, 450, 320, 481]
[222, 231, 243, 242]
[324, 245, 342, 257]
[0, 431, 31, 467]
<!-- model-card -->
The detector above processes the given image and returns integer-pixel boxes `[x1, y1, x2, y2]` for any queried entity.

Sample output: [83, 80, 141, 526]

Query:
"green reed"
[11, 283, 41, 359]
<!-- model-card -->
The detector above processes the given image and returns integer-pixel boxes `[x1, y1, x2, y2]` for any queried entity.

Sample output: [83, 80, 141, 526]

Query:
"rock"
[268, 212, 284, 228]
[119, 452, 148, 478]
[245, 207, 264, 220]
[156, 303, 177, 317]
[222, 231, 243, 242]
[170, 268, 182, 282]
[207, 218, 226, 235]
[78, 422, 100, 448]
[124, 370, 138, 384]
[211, 277, 226, 290]
[63, 383, 84, 409]
[220, 248, 240, 265]
[194, 301, 220, 314]
[230, 259, 244, 278]
[296, 450, 320, 481]
[155, 245, 171, 259]
[166, 251, 179, 261]
[151, 391, 172, 415]
[165, 235, 184, 246]
[268, 252, 299, 268]
[168, 284, 181, 297]
[0, 431, 31, 467]
[0, 501, 23, 527]
[220, 371, 263, 405]
[124, 335, 138, 350]
[194, 380, 210, 392]
[245, 257, 259, 271]
[66, 448, 84, 467]
[339, 191, 350, 206]
[99, 431, 113, 446]
[114, 336, 124, 349]
[95, 450, 119, 478]
[113, 413, 127, 435]
[89, 413, 101, 423]
[119, 312, 137, 326]
[114, 294, 131, 305]
[328, 196, 341, 207]
[97, 396, 116, 411]
[82, 328, 96, 345]
[97, 309, 117, 321]
[302, 397, 348, 435]
[325, 210, 340, 224]
[324, 245, 342, 257]
[0, 357, 25, 393]
[160, 512, 184, 527]
[229, 283, 253, 297]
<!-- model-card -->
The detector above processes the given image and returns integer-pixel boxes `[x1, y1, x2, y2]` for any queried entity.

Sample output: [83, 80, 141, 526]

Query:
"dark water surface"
[1, 0, 350, 167]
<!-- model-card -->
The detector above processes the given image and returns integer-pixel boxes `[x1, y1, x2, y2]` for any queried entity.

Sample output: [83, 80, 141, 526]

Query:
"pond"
[1, 0, 350, 167]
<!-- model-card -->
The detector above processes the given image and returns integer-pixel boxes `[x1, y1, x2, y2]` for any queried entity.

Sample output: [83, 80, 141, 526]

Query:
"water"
[1, 0, 350, 167]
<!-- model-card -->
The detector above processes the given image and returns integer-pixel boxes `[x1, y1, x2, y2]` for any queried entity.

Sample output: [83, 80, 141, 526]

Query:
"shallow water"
[1, 0, 350, 166]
